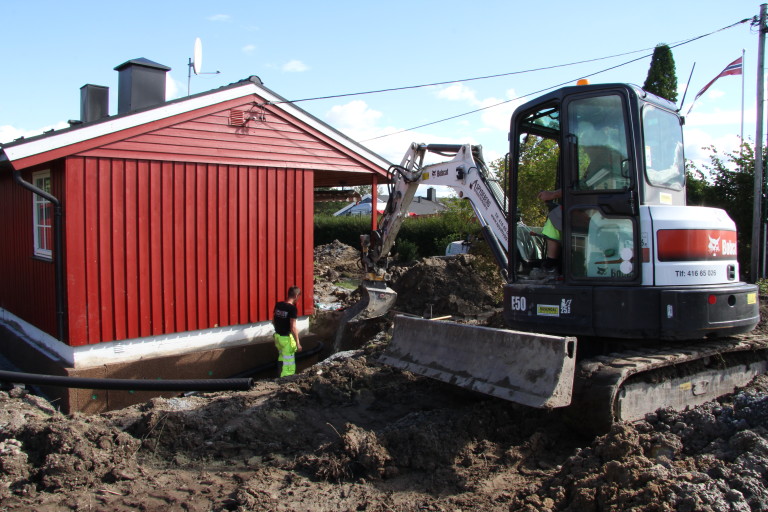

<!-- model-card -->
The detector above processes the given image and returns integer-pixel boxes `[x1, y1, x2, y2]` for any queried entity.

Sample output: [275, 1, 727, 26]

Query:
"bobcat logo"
[708, 236, 721, 257]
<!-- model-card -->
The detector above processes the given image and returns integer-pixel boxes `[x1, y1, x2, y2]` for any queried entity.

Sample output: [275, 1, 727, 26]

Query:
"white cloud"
[324, 100, 481, 164]
[207, 14, 231, 22]
[436, 83, 481, 105]
[242, 44, 256, 54]
[282, 60, 309, 73]
[0, 121, 69, 144]
[165, 73, 185, 100]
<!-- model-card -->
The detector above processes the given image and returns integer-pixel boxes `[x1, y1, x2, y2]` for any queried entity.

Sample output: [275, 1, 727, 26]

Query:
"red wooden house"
[0, 58, 390, 412]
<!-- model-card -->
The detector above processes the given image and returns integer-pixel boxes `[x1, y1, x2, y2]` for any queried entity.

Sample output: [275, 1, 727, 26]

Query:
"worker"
[272, 286, 303, 377]
[536, 188, 562, 275]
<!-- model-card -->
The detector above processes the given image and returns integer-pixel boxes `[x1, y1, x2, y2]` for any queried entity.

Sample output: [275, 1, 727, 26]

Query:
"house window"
[32, 170, 53, 259]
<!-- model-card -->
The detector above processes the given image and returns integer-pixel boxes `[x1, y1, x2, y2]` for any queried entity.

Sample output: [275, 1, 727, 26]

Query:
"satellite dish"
[193, 37, 203, 75]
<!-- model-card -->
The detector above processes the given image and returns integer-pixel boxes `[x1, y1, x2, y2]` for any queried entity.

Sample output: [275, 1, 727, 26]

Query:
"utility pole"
[752, 3, 766, 282]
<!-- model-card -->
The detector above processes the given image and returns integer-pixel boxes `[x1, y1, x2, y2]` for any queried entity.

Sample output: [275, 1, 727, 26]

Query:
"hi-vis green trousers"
[274, 333, 297, 377]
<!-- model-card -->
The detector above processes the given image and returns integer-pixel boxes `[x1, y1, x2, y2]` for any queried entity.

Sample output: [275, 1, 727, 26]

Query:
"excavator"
[350, 82, 767, 433]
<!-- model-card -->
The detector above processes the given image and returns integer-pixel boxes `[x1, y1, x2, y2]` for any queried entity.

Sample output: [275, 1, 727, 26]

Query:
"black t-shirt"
[273, 301, 297, 336]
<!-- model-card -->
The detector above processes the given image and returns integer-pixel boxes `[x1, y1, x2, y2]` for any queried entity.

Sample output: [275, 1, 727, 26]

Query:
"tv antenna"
[188, 37, 220, 95]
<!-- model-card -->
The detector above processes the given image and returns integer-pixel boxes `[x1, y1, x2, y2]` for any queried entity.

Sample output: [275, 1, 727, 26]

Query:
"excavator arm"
[362, 143, 510, 281]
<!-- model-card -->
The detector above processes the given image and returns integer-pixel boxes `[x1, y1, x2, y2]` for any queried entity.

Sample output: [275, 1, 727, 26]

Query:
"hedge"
[314, 214, 481, 260]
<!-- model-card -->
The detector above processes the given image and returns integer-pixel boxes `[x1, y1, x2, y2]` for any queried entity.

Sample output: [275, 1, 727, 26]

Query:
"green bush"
[314, 214, 481, 257]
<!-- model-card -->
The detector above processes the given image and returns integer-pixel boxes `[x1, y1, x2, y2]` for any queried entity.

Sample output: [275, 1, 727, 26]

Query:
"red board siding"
[64, 156, 314, 347]
[0, 166, 60, 338]
[76, 99, 384, 176]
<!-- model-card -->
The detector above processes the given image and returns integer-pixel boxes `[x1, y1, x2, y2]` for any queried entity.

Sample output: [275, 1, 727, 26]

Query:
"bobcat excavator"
[351, 82, 767, 433]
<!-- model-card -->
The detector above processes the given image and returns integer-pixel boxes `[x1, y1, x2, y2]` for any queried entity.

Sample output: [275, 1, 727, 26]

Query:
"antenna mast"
[188, 37, 220, 96]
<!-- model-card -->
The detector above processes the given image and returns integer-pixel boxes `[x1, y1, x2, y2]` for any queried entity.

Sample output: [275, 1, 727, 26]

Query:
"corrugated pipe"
[0, 369, 253, 392]
[12, 170, 67, 342]
[0, 341, 325, 391]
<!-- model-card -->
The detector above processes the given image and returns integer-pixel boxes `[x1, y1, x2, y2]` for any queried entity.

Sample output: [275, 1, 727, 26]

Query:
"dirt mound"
[314, 240, 361, 277]
[513, 374, 768, 511]
[392, 254, 504, 318]
[1, 344, 768, 510]
[1, 244, 766, 510]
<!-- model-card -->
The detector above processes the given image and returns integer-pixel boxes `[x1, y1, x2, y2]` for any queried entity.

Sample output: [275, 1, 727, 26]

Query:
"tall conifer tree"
[644, 44, 678, 103]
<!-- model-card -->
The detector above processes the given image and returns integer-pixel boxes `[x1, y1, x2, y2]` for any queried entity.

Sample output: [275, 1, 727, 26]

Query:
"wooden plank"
[228, 164, 238, 326]
[92, 141, 349, 167]
[257, 169, 268, 320]
[217, 165, 229, 325]
[276, 170, 286, 303]
[248, 167, 258, 322]
[302, 170, 315, 315]
[266, 169, 277, 315]
[64, 157, 88, 345]
[207, 164, 219, 328]
[98, 158, 115, 342]
[149, 161, 164, 335]
[124, 160, 140, 340]
[237, 166, 248, 323]
[185, 163, 198, 331]
[111, 159, 127, 341]
[174, 162, 187, 332]
[79, 147, 367, 173]
[128, 130, 331, 152]
[137, 160, 152, 337]
[83, 158, 102, 343]
[285, 170, 296, 295]
[195, 163, 209, 328]
[161, 161, 175, 333]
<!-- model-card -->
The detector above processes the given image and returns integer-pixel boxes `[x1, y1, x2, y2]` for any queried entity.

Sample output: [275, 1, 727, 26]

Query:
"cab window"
[569, 95, 631, 192]
[642, 105, 684, 191]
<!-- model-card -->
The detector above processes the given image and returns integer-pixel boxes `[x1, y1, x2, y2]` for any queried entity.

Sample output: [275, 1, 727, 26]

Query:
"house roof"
[0, 76, 392, 179]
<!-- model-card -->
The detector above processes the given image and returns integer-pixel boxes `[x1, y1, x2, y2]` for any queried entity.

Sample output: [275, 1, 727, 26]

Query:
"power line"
[362, 17, 751, 141]
[266, 47, 655, 106]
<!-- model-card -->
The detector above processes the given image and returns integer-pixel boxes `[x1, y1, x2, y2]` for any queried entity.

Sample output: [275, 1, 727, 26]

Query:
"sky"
[0, 0, 764, 190]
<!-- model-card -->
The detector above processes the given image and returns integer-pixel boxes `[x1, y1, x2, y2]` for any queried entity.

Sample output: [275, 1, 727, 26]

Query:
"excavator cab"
[506, 83, 757, 340]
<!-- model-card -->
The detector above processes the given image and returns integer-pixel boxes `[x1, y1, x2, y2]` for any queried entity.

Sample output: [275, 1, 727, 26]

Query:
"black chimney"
[114, 58, 171, 114]
[80, 84, 109, 123]
[427, 187, 437, 202]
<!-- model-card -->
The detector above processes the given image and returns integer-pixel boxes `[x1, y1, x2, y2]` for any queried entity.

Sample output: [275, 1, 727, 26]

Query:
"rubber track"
[569, 333, 768, 435]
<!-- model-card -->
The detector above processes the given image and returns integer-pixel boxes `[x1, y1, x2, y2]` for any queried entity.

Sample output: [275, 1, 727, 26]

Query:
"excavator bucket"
[345, 281, 398, 322]
[379, 315, 577, 408]
[332, 282, 398, 353]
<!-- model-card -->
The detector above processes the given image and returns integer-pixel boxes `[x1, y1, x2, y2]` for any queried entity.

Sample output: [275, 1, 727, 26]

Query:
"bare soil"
[0, 241, 766, 511]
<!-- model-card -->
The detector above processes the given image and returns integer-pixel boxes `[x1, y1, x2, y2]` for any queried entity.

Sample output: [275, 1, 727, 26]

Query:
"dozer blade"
[379, 315, 577, 408]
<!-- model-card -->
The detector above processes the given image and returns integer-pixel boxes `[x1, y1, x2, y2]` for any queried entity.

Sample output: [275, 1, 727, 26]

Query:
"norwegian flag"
[687, 57, 743, 114]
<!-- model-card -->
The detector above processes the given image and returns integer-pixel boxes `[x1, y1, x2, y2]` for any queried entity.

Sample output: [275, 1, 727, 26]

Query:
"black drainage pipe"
[0, 370, 253, 392]
[0, 341, 326, 392]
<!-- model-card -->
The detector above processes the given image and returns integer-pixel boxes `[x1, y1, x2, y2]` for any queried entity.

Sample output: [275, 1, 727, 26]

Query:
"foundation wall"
[0, 324, 323, 414]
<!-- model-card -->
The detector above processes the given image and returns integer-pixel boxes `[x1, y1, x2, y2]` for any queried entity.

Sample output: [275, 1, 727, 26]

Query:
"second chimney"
[80, 84, 109, 123]
[114, 58, 171, 114]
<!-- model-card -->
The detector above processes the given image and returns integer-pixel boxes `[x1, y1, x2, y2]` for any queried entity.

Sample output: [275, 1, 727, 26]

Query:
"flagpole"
[752, 4, 766, 281]
[741, 48, 745, 149]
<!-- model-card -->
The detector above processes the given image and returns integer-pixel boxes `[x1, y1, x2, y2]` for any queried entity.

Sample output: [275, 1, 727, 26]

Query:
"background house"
[0, 58, 390, 412]
[333, 187, 446, 217]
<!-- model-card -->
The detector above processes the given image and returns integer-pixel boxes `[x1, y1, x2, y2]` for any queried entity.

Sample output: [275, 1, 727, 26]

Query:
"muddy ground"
[1, 241, 767, 511]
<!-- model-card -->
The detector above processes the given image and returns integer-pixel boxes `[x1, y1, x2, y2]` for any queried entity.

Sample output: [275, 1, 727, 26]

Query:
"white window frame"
[32, 170, 53, 260]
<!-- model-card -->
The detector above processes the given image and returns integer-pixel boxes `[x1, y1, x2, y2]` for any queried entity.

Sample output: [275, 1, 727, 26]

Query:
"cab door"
[562, 92, 640, 283]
